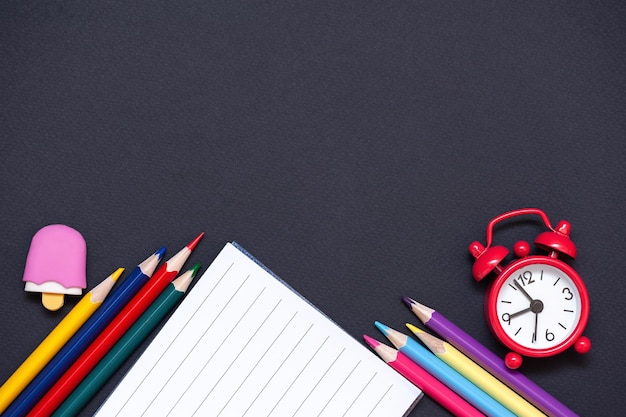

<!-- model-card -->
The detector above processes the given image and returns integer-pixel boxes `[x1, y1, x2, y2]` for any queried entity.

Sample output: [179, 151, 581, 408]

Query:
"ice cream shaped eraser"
[23, 224, 87, 311]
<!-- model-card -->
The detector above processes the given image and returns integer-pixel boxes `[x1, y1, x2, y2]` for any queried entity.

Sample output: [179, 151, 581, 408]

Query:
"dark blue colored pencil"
[3, 247, 165, 417]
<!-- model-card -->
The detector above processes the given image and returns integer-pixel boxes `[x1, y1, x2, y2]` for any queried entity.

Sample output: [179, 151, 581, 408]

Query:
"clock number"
[501, 313, 511, 324]
[516, 271, 535, 287]
[545, 329, 555, 342]
[562, 287, 573, 300]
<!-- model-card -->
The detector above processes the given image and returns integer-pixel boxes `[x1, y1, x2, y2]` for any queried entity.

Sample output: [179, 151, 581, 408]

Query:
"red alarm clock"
[469, 208, 591, 369]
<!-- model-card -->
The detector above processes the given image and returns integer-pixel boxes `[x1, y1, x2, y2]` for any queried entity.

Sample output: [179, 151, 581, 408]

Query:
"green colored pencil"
[52, 264, 201, 417]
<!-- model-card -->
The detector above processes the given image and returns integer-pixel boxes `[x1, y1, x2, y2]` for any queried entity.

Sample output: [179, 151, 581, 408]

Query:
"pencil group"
[0, 233, 204, 417]
[365, 297, 579, 417]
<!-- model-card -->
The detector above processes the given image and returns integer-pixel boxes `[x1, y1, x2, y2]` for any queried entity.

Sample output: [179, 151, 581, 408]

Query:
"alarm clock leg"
[574, 336, 591, 354]
[505, 352, 523, 369]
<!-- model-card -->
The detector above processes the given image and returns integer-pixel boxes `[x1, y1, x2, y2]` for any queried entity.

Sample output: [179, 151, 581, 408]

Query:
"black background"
[1, 1, 625, 416]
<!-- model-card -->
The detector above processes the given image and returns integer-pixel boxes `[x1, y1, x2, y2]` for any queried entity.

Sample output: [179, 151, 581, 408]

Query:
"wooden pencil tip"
[186, 232, 205, 251]
[374, 321, 389, 335]
[402, 296, 415, 308]
[409, 325, 446, 354]
[90, 268, 125, 303]
[189, 263, 202, 277]
[363, 334, 380, 349]
[365, 337, 399, 363]
[154, 246, 166, 259]
[374, 321, 407, 349]
[404, 297, 434, 324]
[110, 267, 125, 282]
[172, 264, 201, 292]
[406, 323, 423, 334]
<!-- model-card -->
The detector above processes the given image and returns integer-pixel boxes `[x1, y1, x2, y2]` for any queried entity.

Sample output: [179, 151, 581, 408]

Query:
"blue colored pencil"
[51, 266, 200, 417]
[375, 321, 516, 417]
[3, 248, 165, 417]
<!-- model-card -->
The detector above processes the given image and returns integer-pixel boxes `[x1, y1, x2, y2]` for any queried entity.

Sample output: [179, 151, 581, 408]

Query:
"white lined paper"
[96, 243, 422, 417]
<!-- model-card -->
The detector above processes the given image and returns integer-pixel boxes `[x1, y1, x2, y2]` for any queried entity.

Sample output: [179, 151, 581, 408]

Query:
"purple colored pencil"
[402, 297, 578, 417]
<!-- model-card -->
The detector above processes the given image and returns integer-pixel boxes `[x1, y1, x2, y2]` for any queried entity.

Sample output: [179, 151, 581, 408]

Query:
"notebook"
[96, 242, 422, 416]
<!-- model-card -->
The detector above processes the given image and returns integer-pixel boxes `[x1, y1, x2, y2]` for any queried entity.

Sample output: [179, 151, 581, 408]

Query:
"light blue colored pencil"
[375, 321, 516, 417]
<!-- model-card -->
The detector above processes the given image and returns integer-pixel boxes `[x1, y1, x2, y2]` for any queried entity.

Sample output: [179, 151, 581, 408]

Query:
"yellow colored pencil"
[0, 268, 123, 413]
[406, 323, 547, 417]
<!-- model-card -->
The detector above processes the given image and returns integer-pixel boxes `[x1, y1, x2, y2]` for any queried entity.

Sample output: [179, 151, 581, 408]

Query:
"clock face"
[489, 257, 588, 356]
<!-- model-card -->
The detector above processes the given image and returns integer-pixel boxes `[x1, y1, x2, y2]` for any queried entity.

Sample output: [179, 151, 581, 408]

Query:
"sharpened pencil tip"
[363, 334, 380, 349]
[155, 246, 167, 259]
[406, 323, 423, 334]
[110, 267, 125, 282]
[403, 297, 434, 323]
[374, 321, 389, 335]
[374, 322, 408, 349]
[189, 263, 202, 277]
[172, 264, 202, 292]
[90, 268, 125, 303]
[186, 232, 205, 251]
[402, 296, 415, 307]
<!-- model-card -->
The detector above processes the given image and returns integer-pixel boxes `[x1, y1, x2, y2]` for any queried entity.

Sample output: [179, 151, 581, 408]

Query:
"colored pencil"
[407, 323, 547, 417]
[375, 321, 516, 417]
[27, 233, 203, 417]
[4, 248, 165, 417]
[363, 335, 485, 417]
[52, 265, 201, 417]
[0, 269, 123, 414]
[403, 297, 579, 417]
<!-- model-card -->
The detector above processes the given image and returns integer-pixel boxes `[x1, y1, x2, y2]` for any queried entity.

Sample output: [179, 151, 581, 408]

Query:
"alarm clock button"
[513, 241, 530, 258]
[534, 220, 577, 259]
[469, 242, 509, 281]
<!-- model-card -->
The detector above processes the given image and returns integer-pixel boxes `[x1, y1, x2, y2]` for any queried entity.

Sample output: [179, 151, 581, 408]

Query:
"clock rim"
[485, 256, 590, 358]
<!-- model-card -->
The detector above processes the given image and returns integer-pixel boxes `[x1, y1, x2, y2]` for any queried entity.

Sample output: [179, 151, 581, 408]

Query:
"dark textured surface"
[1, 2, 625, 415]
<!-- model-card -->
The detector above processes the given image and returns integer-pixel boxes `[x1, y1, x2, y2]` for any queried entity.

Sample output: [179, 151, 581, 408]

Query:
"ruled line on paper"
[266, 336, 330, 416]
[316, 359, 361, 417]
[140, 273, 252, 417]
[188, 296, 281, 416]
[242, 323, 315, 417]
[366, 384, 394, 417]
[343, 371, 377, 416]
[216, 309, 298, 417]
[168, 286, 267, 416]
[292, 347, 346, 416]
[116, 261, 236, 417]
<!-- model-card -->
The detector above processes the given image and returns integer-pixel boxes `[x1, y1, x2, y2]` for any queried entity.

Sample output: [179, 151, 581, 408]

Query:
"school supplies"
[4, 248, 165, 417]
[407, 324, 546, 417]
[0, 269, 122, 414]
[375, 321, 516, 417]
[95, 242, 422, 416]
[403, 297, 578, 417]
[52, 266, 200, 417]
[27, 234, 203, 416]
[23, 224, 87, 311]
[363, 335, 481, 417]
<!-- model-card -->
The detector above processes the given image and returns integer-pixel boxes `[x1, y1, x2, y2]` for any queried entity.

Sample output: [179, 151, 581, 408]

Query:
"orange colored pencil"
[363, 335, 485, 417]
[27, 233, 204, 417]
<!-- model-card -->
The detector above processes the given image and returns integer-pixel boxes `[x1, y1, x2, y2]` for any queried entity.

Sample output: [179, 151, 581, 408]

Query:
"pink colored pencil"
[363, 335, 485, 417]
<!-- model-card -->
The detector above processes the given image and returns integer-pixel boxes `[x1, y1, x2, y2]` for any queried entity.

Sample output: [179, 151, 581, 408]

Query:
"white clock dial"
[496, 263, 582, 350]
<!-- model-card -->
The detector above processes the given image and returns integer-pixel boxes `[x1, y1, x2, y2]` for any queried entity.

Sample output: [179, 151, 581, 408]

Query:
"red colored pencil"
[363, 335, 485, 417]
[27, 233, 204, 417]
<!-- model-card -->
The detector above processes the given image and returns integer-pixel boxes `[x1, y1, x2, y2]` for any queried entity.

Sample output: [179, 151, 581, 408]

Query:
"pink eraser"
[23, 224, 87, 296]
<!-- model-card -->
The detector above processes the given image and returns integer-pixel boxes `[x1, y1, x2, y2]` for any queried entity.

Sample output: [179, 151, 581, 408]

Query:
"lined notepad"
[96, 242, 422, 416]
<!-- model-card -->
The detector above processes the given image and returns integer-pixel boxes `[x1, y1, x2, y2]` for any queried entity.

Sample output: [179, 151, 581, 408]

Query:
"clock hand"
[514, 280, 535, 303]
[508, 306, 532, 320]
[532, 312, 538, 343]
